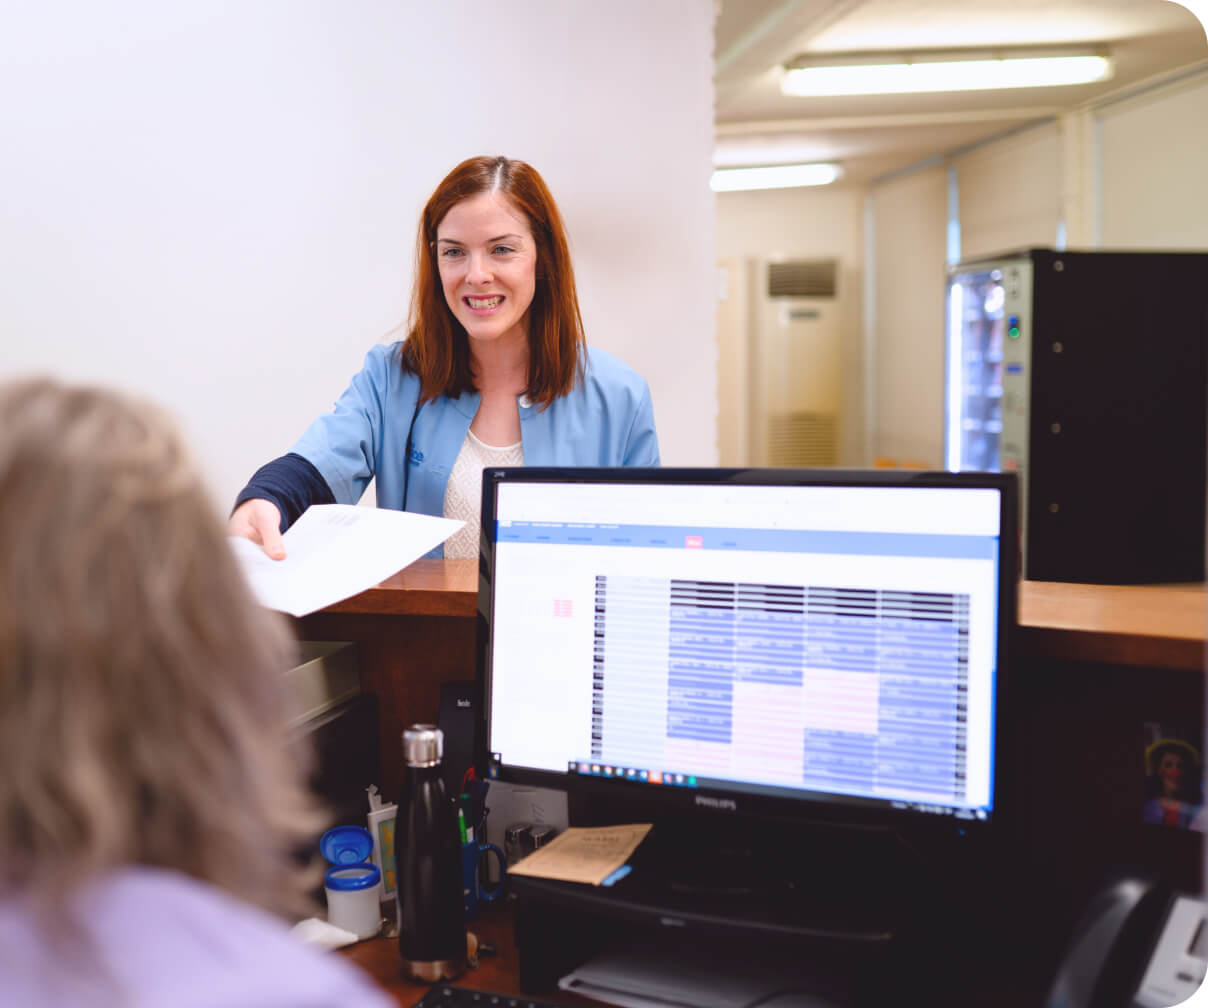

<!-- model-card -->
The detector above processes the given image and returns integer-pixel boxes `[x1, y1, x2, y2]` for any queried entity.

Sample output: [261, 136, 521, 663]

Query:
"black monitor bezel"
[475, 466, 1017, 839]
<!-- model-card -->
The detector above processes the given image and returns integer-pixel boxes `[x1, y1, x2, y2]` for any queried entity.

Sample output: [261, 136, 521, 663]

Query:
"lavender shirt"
[0, 867, 394, 1007]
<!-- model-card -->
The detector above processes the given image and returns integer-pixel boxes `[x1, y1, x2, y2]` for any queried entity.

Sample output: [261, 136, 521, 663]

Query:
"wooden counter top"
[342, 905, 598, 1007]
[1017, 580, 1205, 670]
[319, 558, 478, 618]
[317, 563, 1206, 671]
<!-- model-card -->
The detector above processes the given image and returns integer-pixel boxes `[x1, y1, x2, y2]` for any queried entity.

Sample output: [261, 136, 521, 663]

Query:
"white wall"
[1099, 69, 1208, 248]
[714, 186, 866, 465]
[0, 1, 716, 513]
[956, 122, 1061, 260]
[867, 165, 949, 467]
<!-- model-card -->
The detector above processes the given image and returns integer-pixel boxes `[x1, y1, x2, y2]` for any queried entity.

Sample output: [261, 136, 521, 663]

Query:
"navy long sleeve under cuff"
[233, 452, 336, 533]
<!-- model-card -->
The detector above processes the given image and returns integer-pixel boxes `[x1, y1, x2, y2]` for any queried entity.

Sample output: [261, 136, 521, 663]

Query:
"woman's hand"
[228, 498, 287, 560]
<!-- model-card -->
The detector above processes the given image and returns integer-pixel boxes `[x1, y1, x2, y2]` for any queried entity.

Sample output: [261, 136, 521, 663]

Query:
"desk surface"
[343, 906, 594, 1007]
[322, 560, 1206, 671]
[341, 902, 1025, 1008]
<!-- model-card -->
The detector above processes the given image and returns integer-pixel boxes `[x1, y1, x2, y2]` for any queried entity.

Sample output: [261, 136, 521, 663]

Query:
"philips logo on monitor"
[695, 795, 738, 812]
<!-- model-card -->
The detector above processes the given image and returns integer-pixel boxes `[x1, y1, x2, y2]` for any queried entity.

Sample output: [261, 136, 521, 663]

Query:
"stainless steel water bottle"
[397, 724, 468, 982]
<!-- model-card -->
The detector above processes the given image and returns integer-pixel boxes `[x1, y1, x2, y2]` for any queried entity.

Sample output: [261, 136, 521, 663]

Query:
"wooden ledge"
[1017, 581, 1205, 670]
[318, 557, 478, 618]
[315, 562, 1206, 671]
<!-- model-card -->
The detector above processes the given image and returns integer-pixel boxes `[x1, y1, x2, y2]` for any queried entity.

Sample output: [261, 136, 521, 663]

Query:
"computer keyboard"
[409, 984, 566, 1008]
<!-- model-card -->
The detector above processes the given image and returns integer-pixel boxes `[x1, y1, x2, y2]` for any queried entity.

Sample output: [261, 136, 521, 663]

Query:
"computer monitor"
[477, 468, 1016, 843]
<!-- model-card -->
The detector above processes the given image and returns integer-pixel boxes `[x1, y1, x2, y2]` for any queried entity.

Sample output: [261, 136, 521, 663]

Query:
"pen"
[457, 806, 469, 844]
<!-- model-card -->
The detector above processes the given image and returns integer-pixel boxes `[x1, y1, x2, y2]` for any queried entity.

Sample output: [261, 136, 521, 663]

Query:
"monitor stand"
[526, 810, 920, 941]
[662, 819, 913, 935]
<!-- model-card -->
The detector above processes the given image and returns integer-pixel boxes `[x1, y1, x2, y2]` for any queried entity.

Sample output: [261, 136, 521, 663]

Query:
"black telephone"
[1047, 873, 1207, 1008]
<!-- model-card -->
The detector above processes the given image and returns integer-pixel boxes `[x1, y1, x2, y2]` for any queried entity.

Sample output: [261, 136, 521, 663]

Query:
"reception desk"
[297, 563, 1205, 801]
[299, 565, 1205, 994]
[297, 559, 478, 803]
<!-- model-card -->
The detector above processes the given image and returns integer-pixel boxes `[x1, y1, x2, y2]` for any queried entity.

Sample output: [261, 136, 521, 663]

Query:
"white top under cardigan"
[442, 429, 524, 559]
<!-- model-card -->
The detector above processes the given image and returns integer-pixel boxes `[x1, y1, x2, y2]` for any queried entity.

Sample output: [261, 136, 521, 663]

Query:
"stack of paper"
[229, 504, 463, 617]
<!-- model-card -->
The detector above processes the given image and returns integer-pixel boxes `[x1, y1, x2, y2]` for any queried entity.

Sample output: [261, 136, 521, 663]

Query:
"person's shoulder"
[354, 340, 421, 401]
[361, 339, 408, 372]
[92, 868, 392, 1007]
[581, 344, 648, 390]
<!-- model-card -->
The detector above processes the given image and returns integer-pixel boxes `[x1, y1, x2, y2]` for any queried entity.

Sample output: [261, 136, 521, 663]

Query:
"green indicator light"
[1008, 326, 1020, 339]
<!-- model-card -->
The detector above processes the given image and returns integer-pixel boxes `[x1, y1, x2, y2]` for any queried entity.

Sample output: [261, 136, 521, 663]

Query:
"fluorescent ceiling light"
[781, 49, 1113, 97]
[711, 163, 843, 192]
[713, 139, 833, 169]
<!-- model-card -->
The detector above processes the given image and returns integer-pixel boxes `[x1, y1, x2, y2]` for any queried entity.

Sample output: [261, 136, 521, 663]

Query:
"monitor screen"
[478, 468, 1015, 832]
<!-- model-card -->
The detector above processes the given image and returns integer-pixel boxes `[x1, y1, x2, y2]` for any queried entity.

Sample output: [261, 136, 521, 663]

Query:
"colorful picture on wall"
[1142, 723, 1205, 832]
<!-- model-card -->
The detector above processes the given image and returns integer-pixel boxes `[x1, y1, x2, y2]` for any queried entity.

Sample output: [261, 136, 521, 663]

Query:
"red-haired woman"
[229, 155, 659, 559]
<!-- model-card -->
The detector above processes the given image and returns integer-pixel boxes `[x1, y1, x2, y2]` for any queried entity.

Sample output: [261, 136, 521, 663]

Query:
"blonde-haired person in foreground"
[0, 379, 391, 1007]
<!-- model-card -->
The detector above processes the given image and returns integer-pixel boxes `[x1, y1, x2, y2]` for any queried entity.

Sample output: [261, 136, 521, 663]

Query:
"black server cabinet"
[948, 249, 1207, 584]
[1026, 250, 1206, 583]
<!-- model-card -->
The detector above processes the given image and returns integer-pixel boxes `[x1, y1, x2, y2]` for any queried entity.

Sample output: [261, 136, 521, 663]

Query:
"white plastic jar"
[321, 825, 383, 940]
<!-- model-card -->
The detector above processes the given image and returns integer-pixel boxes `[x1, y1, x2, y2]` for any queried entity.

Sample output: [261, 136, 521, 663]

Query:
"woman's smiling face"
[435, 191, 537, 352]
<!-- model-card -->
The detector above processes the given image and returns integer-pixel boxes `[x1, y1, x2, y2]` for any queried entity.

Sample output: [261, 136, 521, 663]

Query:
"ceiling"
[714, 0, 1208, 185]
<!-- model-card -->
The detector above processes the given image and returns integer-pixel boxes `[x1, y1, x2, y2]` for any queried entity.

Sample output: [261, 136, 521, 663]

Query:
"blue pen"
[601, 865, 631, 887]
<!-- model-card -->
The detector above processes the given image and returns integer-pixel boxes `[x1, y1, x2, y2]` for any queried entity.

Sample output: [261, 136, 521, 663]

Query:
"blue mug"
[460, 839, 506, 921]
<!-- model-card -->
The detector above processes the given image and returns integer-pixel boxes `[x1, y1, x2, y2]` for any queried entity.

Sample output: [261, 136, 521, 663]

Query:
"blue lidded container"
[320, 825, 383, 937]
